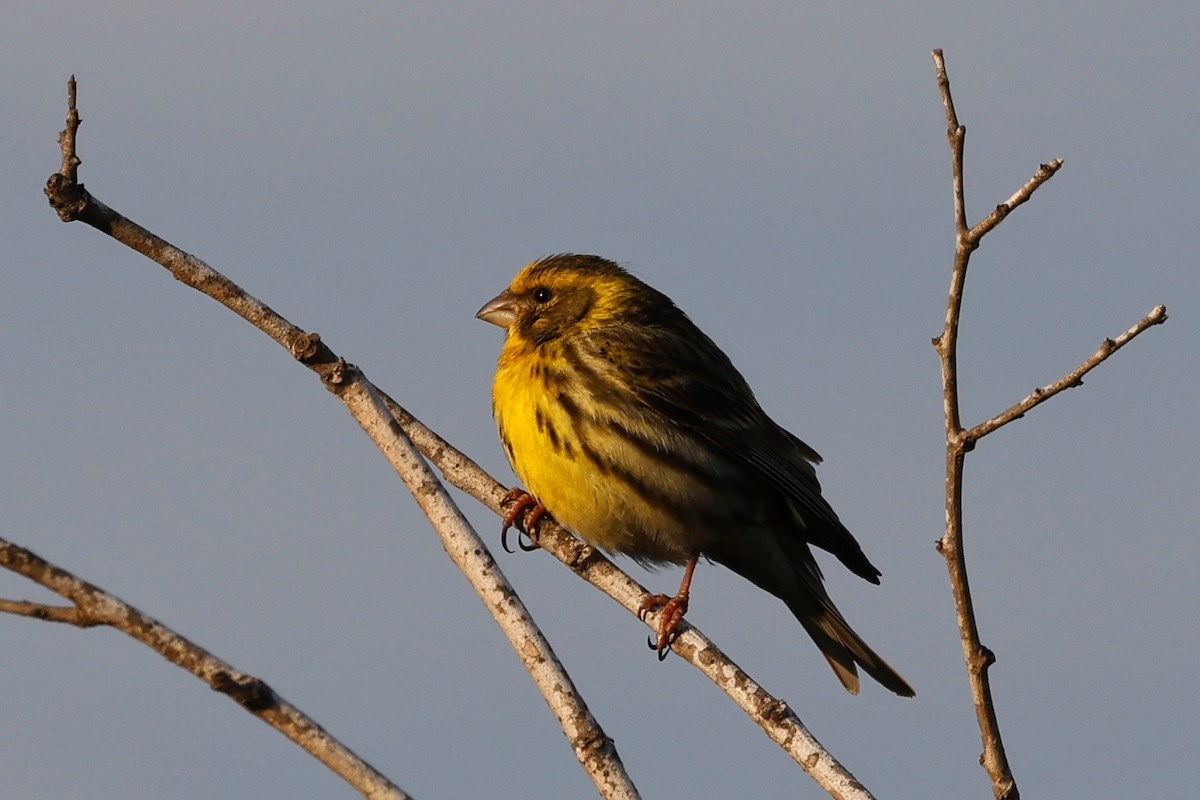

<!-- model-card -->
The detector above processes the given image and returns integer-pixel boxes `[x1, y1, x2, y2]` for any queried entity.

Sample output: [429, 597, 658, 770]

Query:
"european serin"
[477, 254, 913, 696]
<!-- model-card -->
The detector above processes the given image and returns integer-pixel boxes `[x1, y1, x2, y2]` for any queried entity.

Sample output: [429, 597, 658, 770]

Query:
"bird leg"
[500, 487, 548, 553]
[638, 554, 699, 660]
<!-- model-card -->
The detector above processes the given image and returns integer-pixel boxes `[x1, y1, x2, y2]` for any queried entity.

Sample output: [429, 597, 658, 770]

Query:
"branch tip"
[968, 304, 1170, 442]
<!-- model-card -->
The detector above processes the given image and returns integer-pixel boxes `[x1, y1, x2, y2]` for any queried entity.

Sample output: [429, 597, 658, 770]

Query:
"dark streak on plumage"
[553, 392, 585, 437]
[499, 428, 515, 462]
[544, 417, 562, 453]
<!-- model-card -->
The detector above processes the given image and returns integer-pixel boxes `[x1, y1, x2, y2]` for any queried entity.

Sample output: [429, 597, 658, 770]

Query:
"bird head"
[476, 254, 650, 346]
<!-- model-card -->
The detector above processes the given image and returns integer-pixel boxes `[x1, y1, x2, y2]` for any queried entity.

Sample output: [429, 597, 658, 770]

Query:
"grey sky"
[4, 4, 1196, 798]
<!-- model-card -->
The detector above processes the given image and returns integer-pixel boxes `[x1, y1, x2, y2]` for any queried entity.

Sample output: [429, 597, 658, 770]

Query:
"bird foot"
[638, 591, 689, 660]
[500, 487, 548, 553]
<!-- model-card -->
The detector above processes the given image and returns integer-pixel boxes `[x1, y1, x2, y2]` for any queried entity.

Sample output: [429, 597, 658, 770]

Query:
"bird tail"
[792, 601, 915, 697]
[707, 531, 914, 696]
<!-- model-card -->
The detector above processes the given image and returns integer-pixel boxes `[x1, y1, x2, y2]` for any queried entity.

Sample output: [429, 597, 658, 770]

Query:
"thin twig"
[0, 598, 98, 625]
[0, 538, 410, 800]
[966, 305, 1168, 443]
[969, 161, 1063, 243]
[930, 49, 1167, 800]
[58, 76, 81, 180]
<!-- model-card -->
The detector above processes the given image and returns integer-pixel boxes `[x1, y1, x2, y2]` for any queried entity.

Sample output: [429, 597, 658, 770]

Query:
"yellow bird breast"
[491, 341, 705, 565]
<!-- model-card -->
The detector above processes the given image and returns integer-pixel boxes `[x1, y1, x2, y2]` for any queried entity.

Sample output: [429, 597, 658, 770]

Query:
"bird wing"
[580, 319, 881, 582]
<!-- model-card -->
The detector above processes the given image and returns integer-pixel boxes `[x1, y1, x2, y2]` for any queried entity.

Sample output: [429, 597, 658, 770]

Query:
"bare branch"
[335, 376, 641, 800]
[932, 49, 1051, 800]
[931, 50, 1167, 800]
[0, 537, 410, 800]
[931, 52, 1064, 248]
[969, 160, 1063, 243]
[58, 76, 82, 180]
[932, 50, 969, 242]
[967, 305, 1168, 443]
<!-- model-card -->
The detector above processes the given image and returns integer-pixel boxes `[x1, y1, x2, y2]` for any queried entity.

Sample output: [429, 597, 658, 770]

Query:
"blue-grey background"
[4, 4, 1196, 798]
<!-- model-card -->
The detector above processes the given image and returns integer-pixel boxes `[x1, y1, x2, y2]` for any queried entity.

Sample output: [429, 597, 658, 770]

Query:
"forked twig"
[0, 537, 411, 800]
[930, 49, 1167, 800]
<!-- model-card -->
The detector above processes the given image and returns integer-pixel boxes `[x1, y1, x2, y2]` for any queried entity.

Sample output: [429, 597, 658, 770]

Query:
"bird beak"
[475, 290, 518, 329]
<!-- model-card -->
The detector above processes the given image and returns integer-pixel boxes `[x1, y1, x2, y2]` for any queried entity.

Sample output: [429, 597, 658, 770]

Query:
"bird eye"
[533, 287, 553, 303]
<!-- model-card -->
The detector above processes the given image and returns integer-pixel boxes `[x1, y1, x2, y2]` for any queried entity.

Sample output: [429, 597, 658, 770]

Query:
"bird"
[476, 253, 913, 696]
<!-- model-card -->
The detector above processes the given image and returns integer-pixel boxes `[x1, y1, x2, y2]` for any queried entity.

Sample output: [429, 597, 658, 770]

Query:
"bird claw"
[500, 488, 548, 553]
[638, 592, 689, 660]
